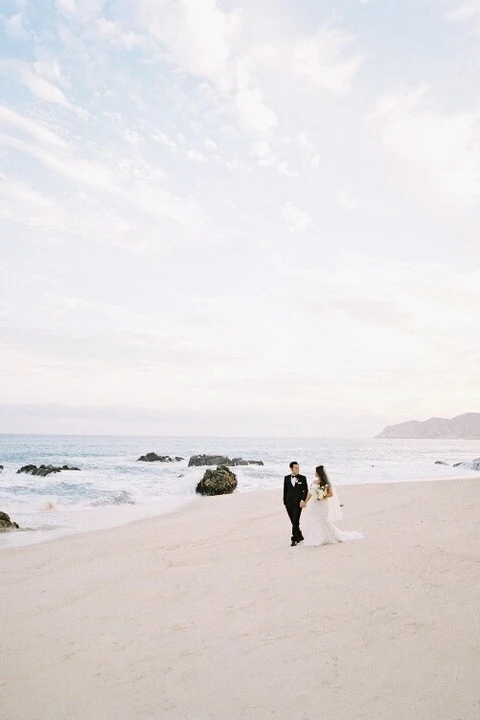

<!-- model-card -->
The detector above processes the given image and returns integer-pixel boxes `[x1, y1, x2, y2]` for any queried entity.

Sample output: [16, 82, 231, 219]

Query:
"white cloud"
[0, 110, 205, 230]
[445, 1, 480, 22]
[187, 148, 207, 162]
[293, 23, 363, 95]
[281, 201, 313, 232]
[56, 0, 105, 21]
[235, 86, 278, 136]
[153, 131, 178, 152]
[336, 189, 362, 210]
[137, 0, 279, 146]
[278, 161, 298, 177]
[0, 174, 67, 231]
[0, 60, 70, 107]
[370, 88, 480, 205]
[5, 13, 28, 37]
[299, 131, 321, 169]
[94, 18, 144, 49]
[33, 60, 70, 89]
[137, 0, 233, 86]
[0, 105, 67, 149]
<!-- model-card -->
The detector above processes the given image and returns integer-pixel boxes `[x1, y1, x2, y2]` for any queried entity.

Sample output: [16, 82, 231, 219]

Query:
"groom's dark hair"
[289, 461, 299, 469]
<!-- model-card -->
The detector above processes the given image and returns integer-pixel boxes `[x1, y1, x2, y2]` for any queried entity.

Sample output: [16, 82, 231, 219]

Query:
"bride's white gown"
[303, 487, 364, 546]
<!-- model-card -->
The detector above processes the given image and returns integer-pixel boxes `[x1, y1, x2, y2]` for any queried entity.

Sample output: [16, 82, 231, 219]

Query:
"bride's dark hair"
[315, 465, 330, 488]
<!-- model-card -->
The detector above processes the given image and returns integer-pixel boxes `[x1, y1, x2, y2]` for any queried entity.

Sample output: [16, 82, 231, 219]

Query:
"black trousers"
[285, 503, 303, 542]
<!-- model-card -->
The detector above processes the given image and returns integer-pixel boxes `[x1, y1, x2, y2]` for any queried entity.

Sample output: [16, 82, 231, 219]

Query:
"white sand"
[1, 479, 479, 720]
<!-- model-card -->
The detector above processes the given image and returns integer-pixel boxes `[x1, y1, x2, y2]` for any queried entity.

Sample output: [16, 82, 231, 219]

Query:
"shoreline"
[1, 474, 479, 551]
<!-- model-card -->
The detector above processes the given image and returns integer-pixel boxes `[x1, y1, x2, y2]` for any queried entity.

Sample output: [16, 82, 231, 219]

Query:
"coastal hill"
[376, 412, 480, 439]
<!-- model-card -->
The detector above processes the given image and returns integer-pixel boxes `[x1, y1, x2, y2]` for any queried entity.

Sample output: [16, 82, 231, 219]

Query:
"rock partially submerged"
[0, 511, 19, 530]
[188, 454, 264, 467]
[434, 460, 448, 465]
[17, 464, 80, 477]
[137, 453, 184, 462]
[195, 465, 238, 496]
[189, 454, 232, 467]
[453, 458, 480, 471]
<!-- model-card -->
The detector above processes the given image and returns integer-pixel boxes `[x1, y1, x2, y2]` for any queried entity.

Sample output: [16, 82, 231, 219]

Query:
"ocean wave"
[90, 490, 135, 507]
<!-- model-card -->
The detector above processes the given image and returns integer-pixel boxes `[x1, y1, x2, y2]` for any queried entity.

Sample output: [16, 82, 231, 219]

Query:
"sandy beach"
[1, 478, 479, 720]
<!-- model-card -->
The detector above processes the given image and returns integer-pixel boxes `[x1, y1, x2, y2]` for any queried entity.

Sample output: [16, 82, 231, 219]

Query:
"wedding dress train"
[303, 491, 363, 547]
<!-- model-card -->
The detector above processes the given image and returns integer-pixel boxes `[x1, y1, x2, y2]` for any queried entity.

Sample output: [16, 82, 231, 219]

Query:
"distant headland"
[375, 413, 480, 439]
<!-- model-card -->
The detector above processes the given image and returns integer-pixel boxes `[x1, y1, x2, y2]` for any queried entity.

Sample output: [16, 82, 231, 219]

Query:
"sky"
[0, 0, 479, 437]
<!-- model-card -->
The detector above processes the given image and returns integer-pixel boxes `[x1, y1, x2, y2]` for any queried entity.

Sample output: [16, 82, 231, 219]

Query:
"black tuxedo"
[283, 474, 308, 544]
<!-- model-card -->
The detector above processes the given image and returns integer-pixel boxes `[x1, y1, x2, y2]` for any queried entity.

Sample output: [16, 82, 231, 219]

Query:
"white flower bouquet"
[310, 484, 328, 501]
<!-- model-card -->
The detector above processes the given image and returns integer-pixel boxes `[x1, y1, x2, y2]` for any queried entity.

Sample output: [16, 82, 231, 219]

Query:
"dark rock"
[195, 465, 238, 496]
[464, 457, 480, 471]
[434, 461, 448, 465]
[137, 453, 184, 463]
[0, 511, 19, 530]
[17, 464, 80, 477]
[189, 455, 264, 468]
[453, 462, 463, 468]
[188, 454, 232, 467]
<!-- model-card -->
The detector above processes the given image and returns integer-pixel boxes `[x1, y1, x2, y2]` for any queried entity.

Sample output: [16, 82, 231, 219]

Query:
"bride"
[303, 465, 364, 546]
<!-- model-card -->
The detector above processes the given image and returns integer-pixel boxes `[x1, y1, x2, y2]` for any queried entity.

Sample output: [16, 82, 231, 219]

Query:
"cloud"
[136, 0, 279, 144]
[5, 13, 28, 37]
[332, 297, 409, 327]
[370, 88, 480, 205]
[56, 0, 105, 21]
[281, 201, 313, 232]
[293, 22, 364, 95]
[0, 174, 67, 230]
[0, 105, 67, 149]
[0, 111, 205, 228]
[187, 148, 207, 162]
[137, 0, 233, 85]
[235, 86, 278, 136]
[445, 1, 480, 22]
[278, 161, 298, 178]
[0, 60, 71, 107]
[94, 18, 144, 49]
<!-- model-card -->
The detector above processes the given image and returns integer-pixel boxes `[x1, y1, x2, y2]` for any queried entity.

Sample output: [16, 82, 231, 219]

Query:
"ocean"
[1, 434, 478, 548]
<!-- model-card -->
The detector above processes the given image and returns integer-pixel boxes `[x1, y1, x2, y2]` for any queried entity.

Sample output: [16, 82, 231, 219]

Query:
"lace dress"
[303, 484, 364, 547]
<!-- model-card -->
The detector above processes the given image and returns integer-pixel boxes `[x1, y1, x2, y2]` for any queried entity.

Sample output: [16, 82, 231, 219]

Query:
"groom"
[283, 461, 308, 546]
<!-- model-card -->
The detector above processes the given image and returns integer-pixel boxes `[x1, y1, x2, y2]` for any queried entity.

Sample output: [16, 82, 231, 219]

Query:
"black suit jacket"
[283, 474, 308, 506]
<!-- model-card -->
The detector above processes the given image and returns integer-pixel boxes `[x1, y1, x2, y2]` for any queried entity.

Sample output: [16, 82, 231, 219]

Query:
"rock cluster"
[137, 453, 184, 462]
[188, 454, 264, 467]
[17, 464, 80, 477]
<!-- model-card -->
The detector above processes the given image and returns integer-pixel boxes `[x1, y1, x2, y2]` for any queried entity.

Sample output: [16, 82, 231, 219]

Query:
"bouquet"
[310, 483, 328, 501]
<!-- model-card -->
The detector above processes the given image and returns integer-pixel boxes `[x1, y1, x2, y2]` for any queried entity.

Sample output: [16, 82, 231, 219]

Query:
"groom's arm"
[283, 477, 287, 505]
[301, 476, 308, 501]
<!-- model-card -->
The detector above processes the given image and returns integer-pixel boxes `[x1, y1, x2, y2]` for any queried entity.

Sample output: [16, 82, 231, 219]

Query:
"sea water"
[0, 434, 478, 547]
